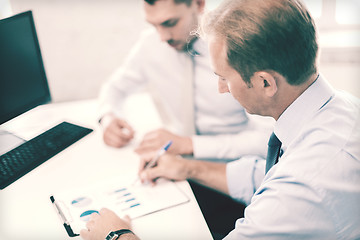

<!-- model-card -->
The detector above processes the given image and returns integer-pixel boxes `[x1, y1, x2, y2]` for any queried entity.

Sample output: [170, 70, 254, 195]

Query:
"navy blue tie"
[265, 132, 282, 174]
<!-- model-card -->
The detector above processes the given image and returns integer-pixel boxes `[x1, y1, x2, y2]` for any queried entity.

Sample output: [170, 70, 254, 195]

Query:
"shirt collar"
[274, 74, 335, 148]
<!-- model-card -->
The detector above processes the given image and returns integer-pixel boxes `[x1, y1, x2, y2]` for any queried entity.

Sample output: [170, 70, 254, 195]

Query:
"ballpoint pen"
[133, 140, 173, 185]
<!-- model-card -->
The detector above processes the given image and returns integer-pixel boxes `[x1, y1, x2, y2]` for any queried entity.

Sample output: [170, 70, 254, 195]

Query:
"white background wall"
[8, 0, 148, 102]
[5, 0, 360, 102]
[0, 0, 12, 18]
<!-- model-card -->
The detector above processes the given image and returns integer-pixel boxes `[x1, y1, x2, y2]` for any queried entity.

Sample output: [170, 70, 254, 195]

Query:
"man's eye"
[162, 19, 178, 27]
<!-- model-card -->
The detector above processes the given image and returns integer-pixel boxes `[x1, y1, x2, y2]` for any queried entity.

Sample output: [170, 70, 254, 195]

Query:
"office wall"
[10, 0, 149, 102]
[8, 0, 360, 102]
[0, 0, 12, 18]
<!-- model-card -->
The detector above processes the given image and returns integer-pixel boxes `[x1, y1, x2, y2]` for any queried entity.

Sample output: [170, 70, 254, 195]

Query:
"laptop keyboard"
[0, 121, 93, 189]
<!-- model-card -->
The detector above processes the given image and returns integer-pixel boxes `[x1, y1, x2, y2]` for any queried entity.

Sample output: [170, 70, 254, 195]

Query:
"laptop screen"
[0, 10, 51, 125]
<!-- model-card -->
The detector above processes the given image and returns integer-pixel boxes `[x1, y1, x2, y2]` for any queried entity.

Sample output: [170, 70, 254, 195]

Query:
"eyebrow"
[214, 72, 222, 77]
[147, 18, 178, 27]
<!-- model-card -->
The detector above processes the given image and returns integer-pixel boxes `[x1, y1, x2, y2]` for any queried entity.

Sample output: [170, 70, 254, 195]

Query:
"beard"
[167, 36, 198, 52]
[167, 39, 186, 51]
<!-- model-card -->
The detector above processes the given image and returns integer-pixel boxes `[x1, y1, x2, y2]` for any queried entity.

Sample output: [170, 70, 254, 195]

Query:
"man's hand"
[101, 115, 135, 148]
[138, 152, 229, 195]
[138, 153, 191, 184]
[80, 208, 139, 240]
[134, 129, 193, 156]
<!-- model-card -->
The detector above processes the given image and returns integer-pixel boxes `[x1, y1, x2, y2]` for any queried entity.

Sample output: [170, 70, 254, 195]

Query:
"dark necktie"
[265, 132, 282, 174]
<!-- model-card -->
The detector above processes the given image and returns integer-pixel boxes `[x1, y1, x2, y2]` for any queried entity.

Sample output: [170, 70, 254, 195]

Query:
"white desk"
[0, 95, 213, 240]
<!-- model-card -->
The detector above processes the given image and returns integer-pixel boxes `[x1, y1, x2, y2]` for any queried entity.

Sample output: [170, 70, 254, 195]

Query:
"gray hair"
[200, 0, 318, 85]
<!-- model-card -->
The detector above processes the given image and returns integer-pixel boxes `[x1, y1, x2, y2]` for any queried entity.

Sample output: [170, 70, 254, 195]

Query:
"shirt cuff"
[226, 156, 266, 205]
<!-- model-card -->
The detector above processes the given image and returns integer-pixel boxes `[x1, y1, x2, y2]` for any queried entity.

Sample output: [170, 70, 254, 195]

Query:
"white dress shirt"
[225, 75, 360, 239]
[99, 28, 273, 160]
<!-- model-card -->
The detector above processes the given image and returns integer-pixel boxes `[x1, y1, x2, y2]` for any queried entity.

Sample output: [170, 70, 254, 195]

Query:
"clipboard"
[50, 195, 79, 237]
[50, 178, 189, 237]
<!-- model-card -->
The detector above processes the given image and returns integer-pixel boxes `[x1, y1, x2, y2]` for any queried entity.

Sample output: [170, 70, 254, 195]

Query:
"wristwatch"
[105, 229, 133, 240]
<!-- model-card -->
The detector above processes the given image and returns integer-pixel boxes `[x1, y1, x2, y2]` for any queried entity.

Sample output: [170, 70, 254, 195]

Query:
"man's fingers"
[85, 219, 95, 230]
[110, 126, 133, 141]
[80, 229, 90, 239]
[135, 136, 167, 154]
[141, 167, 162, 183]
[104, 123, 135, 147]
[117, 120, 134, 135]
[138, 150, 158, 173]
[104, 132, 128, 147]
[103, 119, 135, 148]
[114, 120, 134, 138]
[134, 144, 157, 154]
[138, 158, 147, 173]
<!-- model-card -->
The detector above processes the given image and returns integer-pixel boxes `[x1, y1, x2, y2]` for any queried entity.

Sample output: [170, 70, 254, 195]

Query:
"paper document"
[50, 178, 189, 236]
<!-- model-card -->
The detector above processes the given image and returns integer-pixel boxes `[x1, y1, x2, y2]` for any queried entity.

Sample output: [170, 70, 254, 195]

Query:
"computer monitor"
[0, 11, 51, 153]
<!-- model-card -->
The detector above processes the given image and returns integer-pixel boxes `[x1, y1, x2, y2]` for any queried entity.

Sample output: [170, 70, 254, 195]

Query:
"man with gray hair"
[98, 0, 273, 238]
[82, 0, 360, 239]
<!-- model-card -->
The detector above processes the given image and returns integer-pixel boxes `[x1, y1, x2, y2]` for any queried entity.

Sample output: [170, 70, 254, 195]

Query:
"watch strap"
[114, 229, 133, 236]
[105, 229, 133, 240]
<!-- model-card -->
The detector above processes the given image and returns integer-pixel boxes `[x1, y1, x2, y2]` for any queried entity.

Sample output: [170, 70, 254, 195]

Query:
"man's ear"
[253, 71, 278, 97]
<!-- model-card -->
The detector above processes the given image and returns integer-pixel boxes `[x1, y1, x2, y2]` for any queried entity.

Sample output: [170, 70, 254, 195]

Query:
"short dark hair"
[144, 0, 193, 7]
[201, 0, 318, 86]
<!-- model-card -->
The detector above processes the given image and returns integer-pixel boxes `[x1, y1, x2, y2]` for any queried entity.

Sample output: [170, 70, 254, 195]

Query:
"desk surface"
[0, 95, 212, 240]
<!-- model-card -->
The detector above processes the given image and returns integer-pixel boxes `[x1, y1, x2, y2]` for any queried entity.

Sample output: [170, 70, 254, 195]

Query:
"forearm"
[185, 159, 229, 195]
[192, 132, 270, 160]
[192, 116, 274, 160]
[119, 233, 140, 240]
